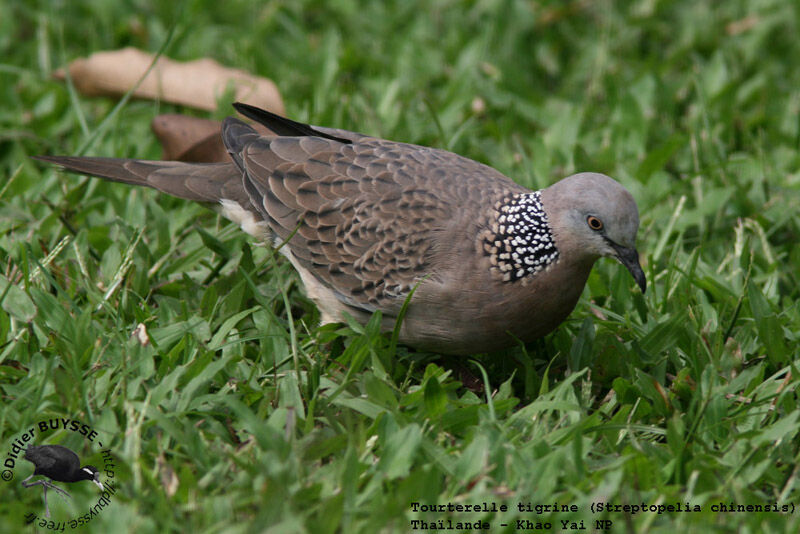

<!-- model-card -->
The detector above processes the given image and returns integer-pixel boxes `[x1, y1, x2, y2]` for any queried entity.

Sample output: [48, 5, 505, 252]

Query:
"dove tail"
[32, 155, 249, 205]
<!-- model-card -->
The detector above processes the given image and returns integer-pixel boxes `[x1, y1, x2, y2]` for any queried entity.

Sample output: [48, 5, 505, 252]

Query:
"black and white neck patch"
[482, 191, 559, 282]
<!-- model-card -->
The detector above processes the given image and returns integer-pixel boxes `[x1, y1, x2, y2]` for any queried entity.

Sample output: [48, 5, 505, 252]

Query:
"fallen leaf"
[131, 322, 150, 346]
[54, 47, 285, 114]
[157, 452, 179, 497]
[151, 114, 272, 162]
[726, 15, 759, 35]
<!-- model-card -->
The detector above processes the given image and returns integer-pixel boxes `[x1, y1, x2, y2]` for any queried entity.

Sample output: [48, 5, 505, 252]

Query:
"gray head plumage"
[543, 173, 645, 292]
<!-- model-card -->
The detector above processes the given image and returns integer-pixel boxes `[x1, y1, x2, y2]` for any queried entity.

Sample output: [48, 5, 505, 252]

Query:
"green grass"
[2, 0, 799, 532]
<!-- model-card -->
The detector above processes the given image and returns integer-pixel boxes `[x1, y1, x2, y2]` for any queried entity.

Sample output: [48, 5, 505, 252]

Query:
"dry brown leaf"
[726, 15, 759, 35]
[157, 452, 179, 497]
[151, 114, 272, 162]
[130, 322, 150, 346]
[54, 47, 284, 114]
[150, 115, 226, 162]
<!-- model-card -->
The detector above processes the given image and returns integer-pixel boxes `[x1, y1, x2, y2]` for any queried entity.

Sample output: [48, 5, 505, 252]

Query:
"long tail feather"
[33, 156, 249, 206]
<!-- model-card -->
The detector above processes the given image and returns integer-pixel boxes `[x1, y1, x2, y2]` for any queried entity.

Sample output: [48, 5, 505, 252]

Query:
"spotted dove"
[34, 103, 645, 354]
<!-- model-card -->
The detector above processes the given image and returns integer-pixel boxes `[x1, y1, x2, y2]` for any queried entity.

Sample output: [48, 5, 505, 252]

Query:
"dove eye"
[587, 216, 604, 231]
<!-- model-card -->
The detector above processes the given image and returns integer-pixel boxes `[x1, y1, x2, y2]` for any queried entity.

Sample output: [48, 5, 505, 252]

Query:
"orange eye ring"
[587, 216, 604, 231]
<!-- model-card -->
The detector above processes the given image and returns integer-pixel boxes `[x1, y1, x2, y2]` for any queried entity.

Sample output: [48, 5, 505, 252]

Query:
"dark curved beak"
[609, 242, 646, 293]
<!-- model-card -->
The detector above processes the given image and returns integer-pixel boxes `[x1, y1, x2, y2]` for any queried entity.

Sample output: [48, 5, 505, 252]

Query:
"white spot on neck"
[484, 191, 559, 281]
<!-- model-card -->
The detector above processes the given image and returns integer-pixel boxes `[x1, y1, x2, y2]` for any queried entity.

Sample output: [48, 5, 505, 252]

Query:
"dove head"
[542, 172, 646, 293]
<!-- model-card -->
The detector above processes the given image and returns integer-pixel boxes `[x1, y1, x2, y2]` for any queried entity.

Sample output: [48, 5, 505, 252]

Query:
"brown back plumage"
[230, 124, 524, 312]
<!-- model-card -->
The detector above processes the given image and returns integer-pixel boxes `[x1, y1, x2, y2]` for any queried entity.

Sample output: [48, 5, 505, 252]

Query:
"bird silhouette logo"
[21, 444, 104, 519]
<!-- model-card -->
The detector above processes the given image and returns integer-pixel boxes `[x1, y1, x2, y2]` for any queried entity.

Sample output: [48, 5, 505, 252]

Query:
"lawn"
[1, 0, 799, 532]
